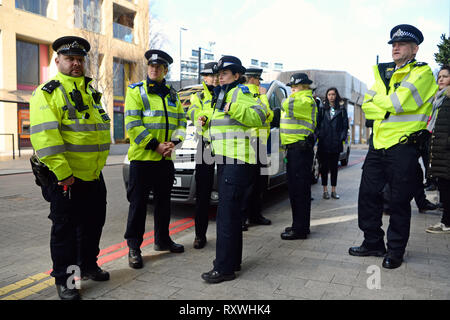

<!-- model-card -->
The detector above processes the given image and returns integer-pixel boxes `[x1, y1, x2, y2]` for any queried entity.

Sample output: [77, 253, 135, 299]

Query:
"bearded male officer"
[30, 36, 111, 300]
[349, 25, 438, 269]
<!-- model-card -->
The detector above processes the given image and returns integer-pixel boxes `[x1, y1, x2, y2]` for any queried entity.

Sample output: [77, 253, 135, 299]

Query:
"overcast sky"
[151, 0, 449, 86]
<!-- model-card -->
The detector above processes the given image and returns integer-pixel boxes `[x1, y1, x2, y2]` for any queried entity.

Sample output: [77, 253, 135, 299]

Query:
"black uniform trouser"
[286, 145, 314, 234]
[242, 163, 268, 223]
[194, 159, 215, 240]
[213, 159, 257, 275]
[384, 162, 428, 210]
[242, 138, 268, 222]
[43, 174, 107, 285]
[124, 160, 174, 250]
[358, 144, 419, 257]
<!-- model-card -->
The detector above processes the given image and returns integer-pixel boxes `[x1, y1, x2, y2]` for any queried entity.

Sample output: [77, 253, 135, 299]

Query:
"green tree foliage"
[435, 34, 450, 66]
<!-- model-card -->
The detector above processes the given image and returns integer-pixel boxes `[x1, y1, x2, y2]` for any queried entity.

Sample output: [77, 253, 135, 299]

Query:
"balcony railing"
[113, 22, 133, 43]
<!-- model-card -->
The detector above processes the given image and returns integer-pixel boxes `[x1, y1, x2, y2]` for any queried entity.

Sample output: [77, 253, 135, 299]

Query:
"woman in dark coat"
[317, 87, 349, 199]
[426, 65, 450, 234]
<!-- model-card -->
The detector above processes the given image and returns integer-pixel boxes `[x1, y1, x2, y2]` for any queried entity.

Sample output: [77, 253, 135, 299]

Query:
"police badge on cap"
[144, 49, 173, 67]
[245, 68, 264, 81]
[286, 73, 313, 86]
[388, 24, 424, 45]
[52, 36, 91, 56]
[216, 56, 246, 74]
[200, 62, 218, 75]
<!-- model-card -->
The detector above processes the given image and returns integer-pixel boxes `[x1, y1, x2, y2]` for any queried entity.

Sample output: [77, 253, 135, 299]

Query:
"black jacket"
[429, 96, 450, 180]
[317, 104, 349, 154]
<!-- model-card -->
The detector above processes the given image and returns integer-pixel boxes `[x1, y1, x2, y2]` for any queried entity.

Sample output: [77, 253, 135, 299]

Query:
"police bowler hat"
[145, 49, 173, 67]
[286, 73, 313, 86]
[52, 36, 90, 56]
[200, 62, 218, 75]
[215, 56, 246, 74]
[388, 24, 424, 45]
[245, 68, 264, 81]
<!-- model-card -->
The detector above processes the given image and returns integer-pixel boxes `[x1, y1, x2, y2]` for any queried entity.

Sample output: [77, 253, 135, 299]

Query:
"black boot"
[56, 284, 80, 300]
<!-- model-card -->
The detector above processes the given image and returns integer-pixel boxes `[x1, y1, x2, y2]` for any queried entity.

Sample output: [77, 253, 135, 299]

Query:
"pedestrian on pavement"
[124, 49, 187, 269]
[280, 73, 317, 240]
[425, 65, 450, 234]
[349, 24, 438, 269]
[316, 87, 349, 200]
[29, 36, 111, 300]
[241, 67, 273, 230]
[187, 62, 219, 249]
[200, 56, 268, 283]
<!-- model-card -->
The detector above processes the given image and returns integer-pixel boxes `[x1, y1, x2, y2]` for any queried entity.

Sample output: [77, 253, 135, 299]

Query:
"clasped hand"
[156, 142, 175, 157]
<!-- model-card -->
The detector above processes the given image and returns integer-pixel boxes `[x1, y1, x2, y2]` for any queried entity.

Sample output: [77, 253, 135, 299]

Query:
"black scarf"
[147, 76, 170, 98]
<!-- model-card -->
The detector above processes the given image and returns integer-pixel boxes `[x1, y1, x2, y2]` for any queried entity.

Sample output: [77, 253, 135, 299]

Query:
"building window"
[15, 0, 49, 16]
[192, 50, 199, 57]
[16, 40, 40, 87]
[113, 59, 125, 97]
[274, 63, 283, 70]
[204, 53, 214, 60]
[113, 3, 135, 43]
[74, 0, 101, 33]
[261, 62, 269, 68]
[251, 59, 259, 66]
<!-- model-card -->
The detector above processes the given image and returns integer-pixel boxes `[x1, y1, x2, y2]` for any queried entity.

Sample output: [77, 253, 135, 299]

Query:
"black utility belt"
[286, 140, 311, 151]
[398, 130, 430, 146]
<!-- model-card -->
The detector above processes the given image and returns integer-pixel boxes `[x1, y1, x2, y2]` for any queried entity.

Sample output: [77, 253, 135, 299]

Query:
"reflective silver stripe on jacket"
[172, 129, 186, 139]
[390, 93, 404, 113]
[144, 123, 177, 130]
[61, 123, 110, 132]
[126, 120, 144, 131]
[280, 118, 314, 129]
[366, 90, 377, 97]
[400, 81, 423, 107]
[143, 109, 181, 119]
[251, 105, 267, 124]
[231, 88, 240, 103]
[36, 145, 66, 158]
[125, 110, 142, 117]
[381, 113, 429, 124]
[210, 116, 247, 127]
[210, 131, 252, 141]
[288, 97, 295, 118]
[280, 128, 312, 135]
[134, 129, 150, 145]
[65, 143, 110, 152]
[139, 85, 151, 111]
[30, 121, 59, 134]
[36, 143, 109, 157]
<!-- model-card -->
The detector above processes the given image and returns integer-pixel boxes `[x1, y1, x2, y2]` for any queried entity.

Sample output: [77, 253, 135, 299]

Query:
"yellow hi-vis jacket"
[125, 80, 186, 161]
[362, 60, 438, 150]
[280, 89, 317, 145]
[187, 81, 214, 140]
[30, 72, 111, 181]
[246, 84, 273, 144]
[209, 84, 267, 164]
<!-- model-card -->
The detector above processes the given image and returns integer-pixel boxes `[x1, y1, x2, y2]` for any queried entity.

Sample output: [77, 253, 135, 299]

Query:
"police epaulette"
[415, 62, 428, 67]
[128, 82, 143, 89]
[237, 84, 250, 94]
[41, 80, 60, 94]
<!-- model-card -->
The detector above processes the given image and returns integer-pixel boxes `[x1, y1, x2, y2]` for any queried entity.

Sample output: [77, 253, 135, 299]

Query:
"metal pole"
[198, 47, 202, 84]
[179, 28, 182, 89]
[12, 134, 15, 160]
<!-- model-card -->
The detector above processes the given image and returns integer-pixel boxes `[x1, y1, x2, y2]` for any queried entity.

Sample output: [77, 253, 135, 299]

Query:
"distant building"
[179, 49, 284, 84]
[0, 0, 150, 157]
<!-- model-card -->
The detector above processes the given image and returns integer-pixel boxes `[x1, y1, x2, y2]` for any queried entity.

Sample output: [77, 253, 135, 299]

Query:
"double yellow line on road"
[0, 273, 53, 300]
